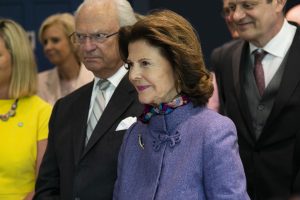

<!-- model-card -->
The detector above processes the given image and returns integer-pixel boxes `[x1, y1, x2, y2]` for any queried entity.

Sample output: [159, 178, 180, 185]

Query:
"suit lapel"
[73, 82, 94, 165]
[82, 74, 136, 157]
[232, 42, 257, 144]
[264, 27, 300, 130]
[232, 42, 243, 100]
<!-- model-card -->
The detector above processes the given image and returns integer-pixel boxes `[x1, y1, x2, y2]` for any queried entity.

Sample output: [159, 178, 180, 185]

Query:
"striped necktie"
[86, 79, 110, 144]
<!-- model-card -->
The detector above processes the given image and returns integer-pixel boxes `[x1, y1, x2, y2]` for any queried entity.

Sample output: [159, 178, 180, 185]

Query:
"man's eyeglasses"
[69, 31, 118, 44]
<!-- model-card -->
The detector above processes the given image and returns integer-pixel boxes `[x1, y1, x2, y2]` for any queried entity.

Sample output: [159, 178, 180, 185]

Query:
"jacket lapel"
[263, 27, 300, 131]
[82, 74, 136, 157]
[232, 42, 243, 100]
[73, 82, 94, 165]
[232, 42, 257, 144]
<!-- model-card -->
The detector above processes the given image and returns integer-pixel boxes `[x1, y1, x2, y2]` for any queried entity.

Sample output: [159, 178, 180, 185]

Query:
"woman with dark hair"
[113, 9, 249, 200]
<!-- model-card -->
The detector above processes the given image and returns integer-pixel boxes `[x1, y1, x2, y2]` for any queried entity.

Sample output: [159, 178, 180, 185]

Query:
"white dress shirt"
[87, 65, 128, 122]
[249, 19, 297, 87]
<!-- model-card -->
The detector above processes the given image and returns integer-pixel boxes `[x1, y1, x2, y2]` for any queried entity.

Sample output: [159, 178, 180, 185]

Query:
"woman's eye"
[51, 37, 60, 44]
[141, 60, 150, 66]
[43, 40, 48, 46]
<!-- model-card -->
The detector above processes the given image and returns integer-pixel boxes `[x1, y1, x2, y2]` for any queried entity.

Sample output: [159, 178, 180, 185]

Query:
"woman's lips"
[136, 85, 150, 91]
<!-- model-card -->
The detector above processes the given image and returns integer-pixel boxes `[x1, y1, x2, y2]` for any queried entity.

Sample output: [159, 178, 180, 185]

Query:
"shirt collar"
[93, 65, 128, 90]
[249, 19, 297, 58]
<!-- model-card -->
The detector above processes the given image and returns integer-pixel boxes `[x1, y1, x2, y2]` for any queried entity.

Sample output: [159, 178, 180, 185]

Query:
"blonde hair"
[0, 19, 37, 98]
[39, 13, 75, 43]
[39, 13, 80, 62]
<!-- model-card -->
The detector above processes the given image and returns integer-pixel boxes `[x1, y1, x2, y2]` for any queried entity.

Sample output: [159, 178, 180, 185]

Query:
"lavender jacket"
[113, 103, 250, 200]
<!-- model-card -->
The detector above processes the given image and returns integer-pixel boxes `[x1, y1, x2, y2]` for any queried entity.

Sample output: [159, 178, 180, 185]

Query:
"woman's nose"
[129, 65, 141, 82]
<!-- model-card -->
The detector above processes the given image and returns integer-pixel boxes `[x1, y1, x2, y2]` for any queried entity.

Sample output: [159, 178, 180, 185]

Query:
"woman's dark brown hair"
[119, 9, 213, 106]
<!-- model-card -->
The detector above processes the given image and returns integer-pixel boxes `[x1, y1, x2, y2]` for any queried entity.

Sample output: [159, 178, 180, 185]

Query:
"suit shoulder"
[57, 81, 93, 105]
[210, 39, 243, 71]
[38, 67, 56, 78]
[211, 39, 243, 58]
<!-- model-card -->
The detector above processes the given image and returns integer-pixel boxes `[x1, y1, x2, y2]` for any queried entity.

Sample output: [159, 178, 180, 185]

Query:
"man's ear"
[275, 0, 287, 12]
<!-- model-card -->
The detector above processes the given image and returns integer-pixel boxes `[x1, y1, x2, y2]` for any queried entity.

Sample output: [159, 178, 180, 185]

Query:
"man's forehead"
[227, 0, 257, 3]
[75, 22, 119, 34]
[75, 5, 119, 32]
[223, 0, 229, 5]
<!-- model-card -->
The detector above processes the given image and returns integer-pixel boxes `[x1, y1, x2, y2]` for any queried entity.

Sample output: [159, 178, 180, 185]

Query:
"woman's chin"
[138, 96, 154, 105]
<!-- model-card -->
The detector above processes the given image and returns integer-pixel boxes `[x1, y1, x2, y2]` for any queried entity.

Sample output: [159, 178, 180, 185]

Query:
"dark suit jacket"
[34, 73, 143, 200]
[211, 27, 300, 200]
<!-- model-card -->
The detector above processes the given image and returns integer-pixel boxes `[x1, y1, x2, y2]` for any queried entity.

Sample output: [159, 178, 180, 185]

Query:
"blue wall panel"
[34, 3, 72, 71]
[0, 0, 300, 71]
[0, 0, 81, 72]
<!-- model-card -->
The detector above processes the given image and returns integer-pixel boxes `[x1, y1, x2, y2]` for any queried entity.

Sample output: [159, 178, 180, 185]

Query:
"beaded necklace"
[0, 99, 19, 121]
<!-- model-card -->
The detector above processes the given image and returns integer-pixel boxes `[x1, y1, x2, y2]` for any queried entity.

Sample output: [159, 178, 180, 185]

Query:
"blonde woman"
[0, 19, 52, 200]
[38, 13, 94, 105]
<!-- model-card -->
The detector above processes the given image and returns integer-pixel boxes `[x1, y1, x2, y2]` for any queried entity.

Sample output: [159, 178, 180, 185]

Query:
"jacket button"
[257, 104, 264, 111]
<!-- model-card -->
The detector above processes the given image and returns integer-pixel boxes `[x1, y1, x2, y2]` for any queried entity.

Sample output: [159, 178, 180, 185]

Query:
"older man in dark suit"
[212, 0, 300, 199]
[34, 0, 143, 199]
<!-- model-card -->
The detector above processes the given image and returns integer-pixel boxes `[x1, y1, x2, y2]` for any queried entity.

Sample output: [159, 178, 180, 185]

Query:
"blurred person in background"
[210, 0, 242, 113]
[286, 4, 300, 25]
[208, 0, 241, 112]
[38, 13, 94, 105]
[0, 18, 52, 200]
[221, 0, 239, 39]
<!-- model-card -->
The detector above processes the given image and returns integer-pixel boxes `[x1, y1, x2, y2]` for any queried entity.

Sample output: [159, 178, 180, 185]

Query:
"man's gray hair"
[74, 0, 137, 27]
